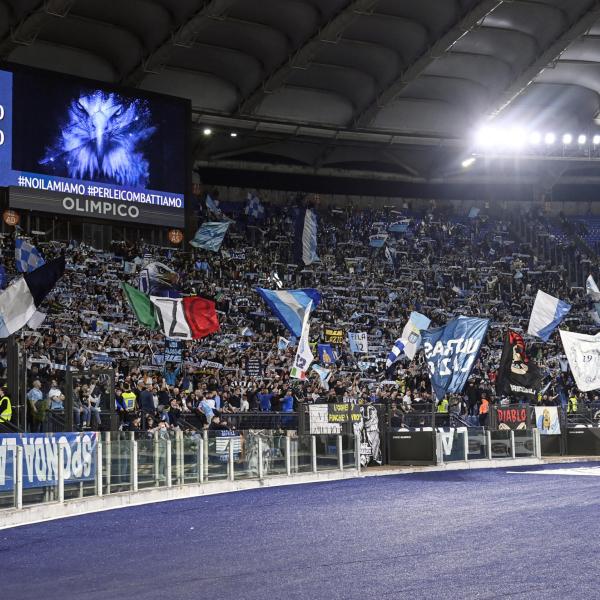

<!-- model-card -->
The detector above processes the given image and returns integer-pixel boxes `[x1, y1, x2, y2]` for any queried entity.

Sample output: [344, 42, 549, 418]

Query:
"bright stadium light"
[594, 135, 600, 145]
[562, 133, 573, 145]
[230, 132, 238, 137]
[474, 126, 495, 147]
[544, 132, 556, 145]
[203, 127, 212, 136]
[578, 134, 587, 145]
[529, 132, 542, 145]
[507, 127, 526, 148]
[461, 157, 476, 168]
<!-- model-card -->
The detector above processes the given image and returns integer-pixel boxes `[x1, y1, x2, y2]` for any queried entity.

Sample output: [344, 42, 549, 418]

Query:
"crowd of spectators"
[2, 194, 599, 433]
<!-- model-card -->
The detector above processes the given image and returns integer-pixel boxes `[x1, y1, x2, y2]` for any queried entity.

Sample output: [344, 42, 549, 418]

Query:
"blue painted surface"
[2, 463, 600, 600]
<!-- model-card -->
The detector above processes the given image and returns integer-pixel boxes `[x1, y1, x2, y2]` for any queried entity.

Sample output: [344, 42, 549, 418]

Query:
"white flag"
[400, 311, 431, 360]
[559, 330, 600, 392]
[586, 275, 600, 302]
[290, 301, 314, 379]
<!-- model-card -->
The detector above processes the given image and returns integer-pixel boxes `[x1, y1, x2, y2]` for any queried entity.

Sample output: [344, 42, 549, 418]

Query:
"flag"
[422, 316, 489, 400]
[389, 220, 410, 233]
[317, 344, 337, 365]
[495, 330, 541, 400]
[586, 275, 600, 302]
[245, 193, 265, 220]
[290, 301, 314, 379]
[468, 207, 480, 219]
[348, 332, 368, 353]
[27, 310, 46, 330]
[311, 364, 331, 390]
[277, 337, 290, 351]
[150, 296, 219, 340]
[190, 222, 231, 252]
[386, 338, 405, 369]
[0, 255, 65, 338]
[400, 311, 431, 360]
[527, 290, 571, 341]
[205, 194, 222, 216]
[15, 238, 45, 273]
[294, 207, 318, 266]
[256, 287, 321, 337]
[369, 234, 388, 248]
[559, 330, 600, 392]
[121, 282, 158, 330]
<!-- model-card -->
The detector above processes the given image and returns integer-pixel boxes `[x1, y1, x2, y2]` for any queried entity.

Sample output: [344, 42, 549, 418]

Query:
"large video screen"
[0, 65, 189, 217]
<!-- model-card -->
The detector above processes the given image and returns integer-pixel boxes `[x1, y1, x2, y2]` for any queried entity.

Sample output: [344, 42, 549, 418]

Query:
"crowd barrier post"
[258, 438, 264, 480]
[166, 439, 172, 488]
[131, 440, 138, 492]
[153, 432, 160, 486]
[14, 445, 23, 510]
[311, 436, 317, 473]
[197, 437, 204, 483]
[57, 441, 65, 503]
[486, 431, 492, 460]
[203, 430, 208, 480]
[435, 432, 444, 465]
[285, 436, 291, 476]
[354, 432, 361, 474]
[228, 439, 235, 482]
[175, 430, 183, 486]
[337, 434, 343, 471]
[510, 431, 516, 459]
[104, 432, 111, 494]
[463, 430, 469, 463]
[96, 439, 103, 497]
[534, 428, 542, 459]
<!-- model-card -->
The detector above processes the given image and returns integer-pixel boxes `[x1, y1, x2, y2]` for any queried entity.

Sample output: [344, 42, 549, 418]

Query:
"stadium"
[1, 1, 600, 598]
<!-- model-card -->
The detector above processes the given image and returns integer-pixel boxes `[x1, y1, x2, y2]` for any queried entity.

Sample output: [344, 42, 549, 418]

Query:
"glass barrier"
[489, 430, 512, 459]
[466, 428, 488, 460]
[440, 430, 467, 462]
[514, 430, 535, 458]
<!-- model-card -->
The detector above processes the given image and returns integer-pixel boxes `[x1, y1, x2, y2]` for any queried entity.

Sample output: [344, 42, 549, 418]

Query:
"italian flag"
[122, 283, 219, 340]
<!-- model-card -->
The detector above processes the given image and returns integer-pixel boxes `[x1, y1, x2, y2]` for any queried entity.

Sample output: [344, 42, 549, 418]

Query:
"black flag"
[496, 330, 541, 400]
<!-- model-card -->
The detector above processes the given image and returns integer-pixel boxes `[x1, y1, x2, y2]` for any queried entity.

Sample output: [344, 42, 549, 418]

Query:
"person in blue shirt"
[163, 364, 181, 387]
[257, 387, 274, 411]
[281, 390, 294, 413]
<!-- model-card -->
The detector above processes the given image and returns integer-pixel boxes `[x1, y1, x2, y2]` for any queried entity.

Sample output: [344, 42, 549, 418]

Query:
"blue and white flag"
[311, 364, 332, 390]
[277, 336, 290, 351]
[422, 316, 489, 400]
[256, 287, 321, 337]
[386, 338, 405, 369]
[400, 311, 431, 360]
[15, 238, 45, 273]
[468, 207, 480, 219]
[389, 220, 410, 233]
[348, 331, 368, 353]
[369, 234, 388, 248]
[293, 207, 318, 266]
[245, 193, 265, 220]
[290, 301, 314, 380]
[190, 222, 231, 252]
[527, 290, 572, 342]
[586, 275, 600, 302]
[317, 343, 337, 365]
[205, 194, 222, 216]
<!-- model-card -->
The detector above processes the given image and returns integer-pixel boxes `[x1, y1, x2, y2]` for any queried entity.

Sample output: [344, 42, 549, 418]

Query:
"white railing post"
[96, 440, 103, 497]
[311, 436, 317, 473]
[354, 432, 361, 473]
[463, 430, 469, 462]
[176, 430, 183, 486]
[228, 440, 235, 482]
[104, 432, 111, 495]
[510, 430, 516, 459]
[486, 431, 493, 460]
[337, 434, 344, 471]
[131, 440, 138, 492]
[197, 437, 204, 483]
[203, 430, 209, 480]
[153, 431, 160, 486]
[57, 441, 65, 503]
[285, 436, 291, 476]
[14, 445, 23, 510]
[258, 437, 264, 480]
[535, 429, 542, 459]
[166, 439, 172, 487]
[436, 432, 444, 465]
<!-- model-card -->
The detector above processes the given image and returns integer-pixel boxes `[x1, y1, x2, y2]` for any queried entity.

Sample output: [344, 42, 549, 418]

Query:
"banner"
[328, 403, 361, 424]
[164, 338, 183, 363]
[369, 234, 388, 248]
[348, 331, 368, 353]
[245, 357, 263, 377]
[357, 404, 382, 466]
[324, 327, 344, 344]
[559, 330, 600, 392]
[495, 330, 541, 400]
[534, 406, 561, 435]
[0, 433, 97, 491]
[422, 316, 489, 400]
[495, 406, 530, 430]
[317, 343, 337, 365]
[290, 301, 314, 379]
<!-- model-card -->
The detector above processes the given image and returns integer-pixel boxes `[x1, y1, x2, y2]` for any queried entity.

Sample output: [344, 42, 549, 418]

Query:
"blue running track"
[2, 462, 600, 600]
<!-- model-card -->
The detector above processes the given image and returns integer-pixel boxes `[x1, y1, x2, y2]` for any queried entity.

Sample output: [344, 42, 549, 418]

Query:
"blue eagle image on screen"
[40, 91, 156, 187]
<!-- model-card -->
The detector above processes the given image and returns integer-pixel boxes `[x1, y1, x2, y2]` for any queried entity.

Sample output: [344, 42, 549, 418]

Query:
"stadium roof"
[4, 0, 600, 195]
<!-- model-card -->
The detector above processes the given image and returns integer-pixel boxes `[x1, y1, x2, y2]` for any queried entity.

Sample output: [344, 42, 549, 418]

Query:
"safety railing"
[0, 430, 359, 512]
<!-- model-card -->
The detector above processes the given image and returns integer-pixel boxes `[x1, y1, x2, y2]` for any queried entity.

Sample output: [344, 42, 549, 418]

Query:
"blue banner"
[0, 432, 97, 491]
[422, 316, 489, 400]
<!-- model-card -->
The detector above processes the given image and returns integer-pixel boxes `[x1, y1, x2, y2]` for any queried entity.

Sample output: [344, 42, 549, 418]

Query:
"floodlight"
[230, 132, 238, 137]
[594, 135, 600, 145]
[544, 132, 556, 145]
[562, 133, 572, 145]
[529, 132, 541, 145]
[203, 128, 212, 136]
[461, 157, 476, 168]
[578, 134, 587, 145]
[474, 126, 495, 147]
